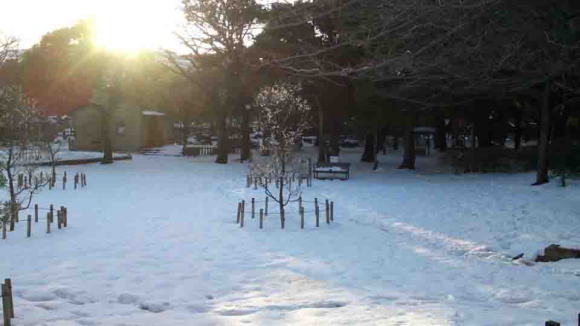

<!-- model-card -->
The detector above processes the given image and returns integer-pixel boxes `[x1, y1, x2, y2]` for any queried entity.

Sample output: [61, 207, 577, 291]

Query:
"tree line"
[1, 0, 579, 186]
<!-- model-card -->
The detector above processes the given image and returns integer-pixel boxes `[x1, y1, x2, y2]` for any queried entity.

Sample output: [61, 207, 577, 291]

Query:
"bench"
[313, 162, 351, 180]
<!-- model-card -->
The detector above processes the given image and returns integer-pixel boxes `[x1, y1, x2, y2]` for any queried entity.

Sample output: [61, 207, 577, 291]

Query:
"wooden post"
[34, 204, 38, 222]
[57, 210, 62, 229]
[2, 281, 12, 326]
[4, 278, 14, 318]
[9, 207, 15, 231]
[46, 212, 51, 234]
[60, 206, 65, 228]
[5, 278, 14, 318]
[251, 198, 255, 219]
[63, 207, 68, 227]
[253, 178, 257, 190]
[330, 201, 334, 222]
[236, 202, 241, 223]
[49, 204, 54, 223]
[63, 171, 67, 190]
[259, 209, 263, 229]
[325, 199, 330, 224]
[300, 207, 304, 229]
[315, 198, 319, 227]
[265, 197, 269, 216]
[298, 196, 302, 210]
[240, 200, 245, 228]
[27, 215, 31, 237]
[74, 173, 78, 189]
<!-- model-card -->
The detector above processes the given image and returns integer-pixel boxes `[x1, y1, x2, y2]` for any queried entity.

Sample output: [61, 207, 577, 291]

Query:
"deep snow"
[1, 147, 579, 325]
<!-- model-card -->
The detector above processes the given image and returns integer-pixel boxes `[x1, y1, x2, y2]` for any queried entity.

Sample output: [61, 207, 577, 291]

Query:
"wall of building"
[70, 107, 102, 151]
[70, 105, 175, 152]
[110, 106, 144, 152]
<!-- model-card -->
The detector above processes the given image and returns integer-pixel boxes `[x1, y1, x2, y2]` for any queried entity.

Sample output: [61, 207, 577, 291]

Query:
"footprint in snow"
[20, 290, 58, 302]
[187, 304, 210, 313]
[118, 293, 140, 305]
[139, 301, 171, 313]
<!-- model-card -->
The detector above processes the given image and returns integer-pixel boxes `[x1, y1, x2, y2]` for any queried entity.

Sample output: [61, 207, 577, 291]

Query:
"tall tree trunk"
[215, 113, 229, 164]
[377, 128, 386, 155]
[373, 121, 380, 170]
[316, 97, 327, 163]
[361, 133, 376, 162]
[100, 107, 113, 164]
[473, 108, 492, 148]
[513, 108, 522, 150]
[398, 115, 417, 169]
[240, 106, 251, 162]
[435, 115, 447, 151]
[329, 134, 340, 157]
[6, 149, 17, 229]
[328, 115, 340, 157]
[279, 177, 285, 229]
[534, 82, 551, 185]
[181, 110, 190, 155]
[467, 123, 477, 172]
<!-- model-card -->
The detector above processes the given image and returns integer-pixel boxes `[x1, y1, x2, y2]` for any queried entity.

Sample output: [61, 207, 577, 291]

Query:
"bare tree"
[0, 33, 17, 68]
[250, 82, 310, 228]
[38, 116, 64, 181]
[0, 86, 49, 229]
[167, 0, 262, 163]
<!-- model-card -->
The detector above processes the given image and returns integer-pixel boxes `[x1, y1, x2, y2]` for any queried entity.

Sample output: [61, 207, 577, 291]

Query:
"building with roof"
[69, 106, 173, 152]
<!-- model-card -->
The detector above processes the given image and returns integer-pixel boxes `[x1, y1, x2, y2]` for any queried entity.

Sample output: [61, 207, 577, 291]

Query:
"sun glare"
[91, 1, 182, 53]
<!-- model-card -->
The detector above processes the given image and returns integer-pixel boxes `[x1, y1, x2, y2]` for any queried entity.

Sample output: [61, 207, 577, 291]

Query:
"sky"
[0, 0, 186, 51]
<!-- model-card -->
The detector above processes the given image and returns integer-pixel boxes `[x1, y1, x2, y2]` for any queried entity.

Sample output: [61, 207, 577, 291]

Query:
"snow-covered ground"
[1, 147, 579, 325]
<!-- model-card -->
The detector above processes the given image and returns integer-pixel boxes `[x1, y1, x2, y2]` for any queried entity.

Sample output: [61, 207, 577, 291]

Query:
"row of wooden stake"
[17, 171, 87, 191]
[2, 205, 69, 240]
[50, 172, 88, 191]
[236, 197, 334, 229]
[246, 174, 312, 189]
[1, 278, 14, 326]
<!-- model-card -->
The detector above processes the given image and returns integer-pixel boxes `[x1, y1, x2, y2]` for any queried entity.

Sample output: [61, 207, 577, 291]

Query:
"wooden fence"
[17, 171, 87, 191]
[235, 197, 334, 230]
[246, 173, 312, 189]
[2, 204, 69, 240]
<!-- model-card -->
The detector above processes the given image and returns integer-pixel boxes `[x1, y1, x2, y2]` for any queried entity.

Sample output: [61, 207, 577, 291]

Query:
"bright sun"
[91, 1, 182, 52]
